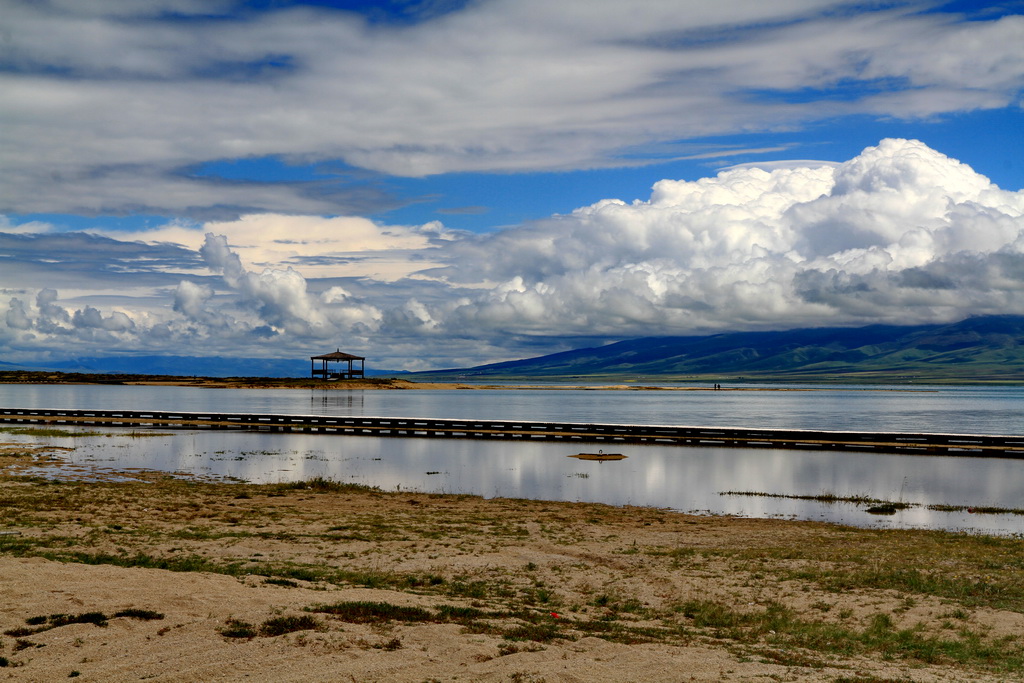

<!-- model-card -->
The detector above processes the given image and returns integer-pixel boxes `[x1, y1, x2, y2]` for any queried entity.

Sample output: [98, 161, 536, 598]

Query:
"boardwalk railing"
[2, 407, 1023, 457]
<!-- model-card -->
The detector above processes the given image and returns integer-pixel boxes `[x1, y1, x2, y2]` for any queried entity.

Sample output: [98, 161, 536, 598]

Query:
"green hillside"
[414, 316, 1024, 384]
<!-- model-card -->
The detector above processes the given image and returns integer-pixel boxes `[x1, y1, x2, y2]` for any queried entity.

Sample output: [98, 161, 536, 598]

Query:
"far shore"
[126, 378, 822, 391]
[0, 371, 937, 391]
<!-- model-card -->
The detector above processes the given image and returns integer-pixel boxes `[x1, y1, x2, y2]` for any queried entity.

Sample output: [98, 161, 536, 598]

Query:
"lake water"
[3, 382, 1024, 433]
[2, 383, 1024, 534]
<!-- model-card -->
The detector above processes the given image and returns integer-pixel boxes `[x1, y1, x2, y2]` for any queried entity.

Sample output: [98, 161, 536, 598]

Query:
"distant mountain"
[7, 356, 395, 378]
[412, 316, 1024, 383]
[8, 316, 1024, 383]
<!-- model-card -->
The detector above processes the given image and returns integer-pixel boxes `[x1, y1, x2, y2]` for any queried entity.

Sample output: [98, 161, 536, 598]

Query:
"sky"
[2, 0, 1024, 371]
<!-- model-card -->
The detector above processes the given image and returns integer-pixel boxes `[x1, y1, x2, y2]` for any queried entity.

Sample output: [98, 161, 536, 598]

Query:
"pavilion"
[310, 349, 365, 380]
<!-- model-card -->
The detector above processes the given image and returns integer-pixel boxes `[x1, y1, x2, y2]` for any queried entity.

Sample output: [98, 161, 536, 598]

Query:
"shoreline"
[1, 450, 1023, 680]
[0, 371, 935, 392]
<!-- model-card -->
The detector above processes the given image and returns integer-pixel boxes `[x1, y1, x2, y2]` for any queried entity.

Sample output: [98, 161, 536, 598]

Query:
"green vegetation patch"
[4, 612, 108, 636]
[676, 600, 1024, 672]
[0, 542, 445, 592]
[308, 600, 435, 624]
[218, 618, 257, 640]
[3, 609, 163, 638]
[790, 565, 1024, 612]
[304, 600, 571, 643]
[271, 477, 380, 494]
[721, 490, 1024, 516]
[0, 426, 107, 438]
[258, 615, 322, 637]
[501, 621, 561, 643]
[113, 608, 164, 621]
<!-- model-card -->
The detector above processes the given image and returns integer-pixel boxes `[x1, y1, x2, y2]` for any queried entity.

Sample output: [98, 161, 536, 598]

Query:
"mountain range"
[412, 315, 1024, 383]
[4, 315, 1023, 383]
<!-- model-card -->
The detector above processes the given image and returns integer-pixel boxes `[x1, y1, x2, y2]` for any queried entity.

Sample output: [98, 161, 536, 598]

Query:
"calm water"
[3, 383, 1024, 534]
[3, 382, 1024, 433]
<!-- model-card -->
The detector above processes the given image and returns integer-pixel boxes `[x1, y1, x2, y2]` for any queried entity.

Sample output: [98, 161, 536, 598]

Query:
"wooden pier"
[2, 407, 1023, 457]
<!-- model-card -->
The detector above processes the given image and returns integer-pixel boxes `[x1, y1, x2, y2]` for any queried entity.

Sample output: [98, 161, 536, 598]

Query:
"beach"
[2, 446, 1023, 681]
[0, 371, 830, 391]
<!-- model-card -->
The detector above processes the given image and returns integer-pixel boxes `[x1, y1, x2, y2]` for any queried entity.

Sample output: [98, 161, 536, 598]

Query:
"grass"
[306, 600, 572, 643]
[113, 608, 164, 621]
[3, 609, 164, 638]
[271, 477, 379, 494]
[263, 577, 300, 588]
[721, 490, 1024, 516]
[258, 615, 322, 637]
[218, 619, 257, 639]
[0, 426, 109, 438]
[3, 472, 1024, 677]
[677, 600, 1024, 671]
[788, 565, 1024, 612]
[308, 601, 436, 623]
[4, 612, 108, 636]
[720, 490, 887, 505]
[929, 504, 1024, 515]
[2, 546, 446, 591]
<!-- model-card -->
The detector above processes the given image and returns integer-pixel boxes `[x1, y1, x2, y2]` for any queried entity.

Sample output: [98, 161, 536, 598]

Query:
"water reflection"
[11, 427, 1024, 536]
[3, 382, 1023, 434]
[312, 392, 366, 414]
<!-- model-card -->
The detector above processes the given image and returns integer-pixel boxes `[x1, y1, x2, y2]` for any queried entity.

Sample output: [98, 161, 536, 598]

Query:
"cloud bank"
[3, 139, 1024, 370]
[2, 1, 1022, 217]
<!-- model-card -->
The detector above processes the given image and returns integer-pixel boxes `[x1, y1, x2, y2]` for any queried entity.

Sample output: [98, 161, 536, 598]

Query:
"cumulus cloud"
[71, 306, 136, 333]
[2, 139, 1024, 369]
[1, 1, 1022, 217]
[190, 232, 383, 338]
[173, 280, 226, 329]
[4, 288, 140, 345]
[420, 139, 1024, 341]
[5, 299, 32, 331]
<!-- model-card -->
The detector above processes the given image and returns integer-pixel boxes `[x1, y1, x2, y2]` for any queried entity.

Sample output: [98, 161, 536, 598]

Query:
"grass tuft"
[676, 599, 1024, 671]
[503, 622, 562, 643]
[258, 615, 322, 637]
[113, 609, 164, 621]
[272, 477, 378, 494]
[5, 612, 109, 637]
[218, 619, 257, 639]
[308, 601, 434, 624]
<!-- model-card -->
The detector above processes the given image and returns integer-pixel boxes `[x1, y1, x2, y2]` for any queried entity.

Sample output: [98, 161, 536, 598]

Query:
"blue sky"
[2, 0, 1023, 370]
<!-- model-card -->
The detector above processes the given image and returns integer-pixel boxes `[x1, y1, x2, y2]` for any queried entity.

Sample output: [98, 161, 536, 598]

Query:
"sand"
[2, 444, 1023, 682]
[1, 371, 832, 391]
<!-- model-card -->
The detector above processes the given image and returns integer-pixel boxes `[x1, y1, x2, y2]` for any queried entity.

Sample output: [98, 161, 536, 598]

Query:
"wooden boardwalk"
[3, 407, 1023, 457]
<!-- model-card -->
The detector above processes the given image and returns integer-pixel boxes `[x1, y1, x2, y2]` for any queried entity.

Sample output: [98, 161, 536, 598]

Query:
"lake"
[2, 382, 1023, 534]
[2, 382, 1023, 433]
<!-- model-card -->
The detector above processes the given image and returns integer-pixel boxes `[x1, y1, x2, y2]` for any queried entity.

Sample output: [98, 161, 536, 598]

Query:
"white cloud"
[196, 232, 383, 337]
[1, 1, 1021, 216]
[5, 299, 32, 331]
[173, 280, 224, 328]
[96, 214, 449, 281]
[2, 139, 1024, 369]
[423, 139, 1024, 341]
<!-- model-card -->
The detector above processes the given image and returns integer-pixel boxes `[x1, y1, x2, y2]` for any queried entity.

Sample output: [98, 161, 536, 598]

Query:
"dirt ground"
[2, 442, 1024, 682]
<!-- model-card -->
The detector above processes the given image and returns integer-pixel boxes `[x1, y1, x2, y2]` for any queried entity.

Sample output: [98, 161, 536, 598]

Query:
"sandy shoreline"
[2, 369, 904, 391]
[1, 445, 1022, 681]
[11, 378, 816, 391]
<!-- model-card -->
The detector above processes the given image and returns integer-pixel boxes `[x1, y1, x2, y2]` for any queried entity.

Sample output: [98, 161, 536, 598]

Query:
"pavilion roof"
[311, 350, 365, 361]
